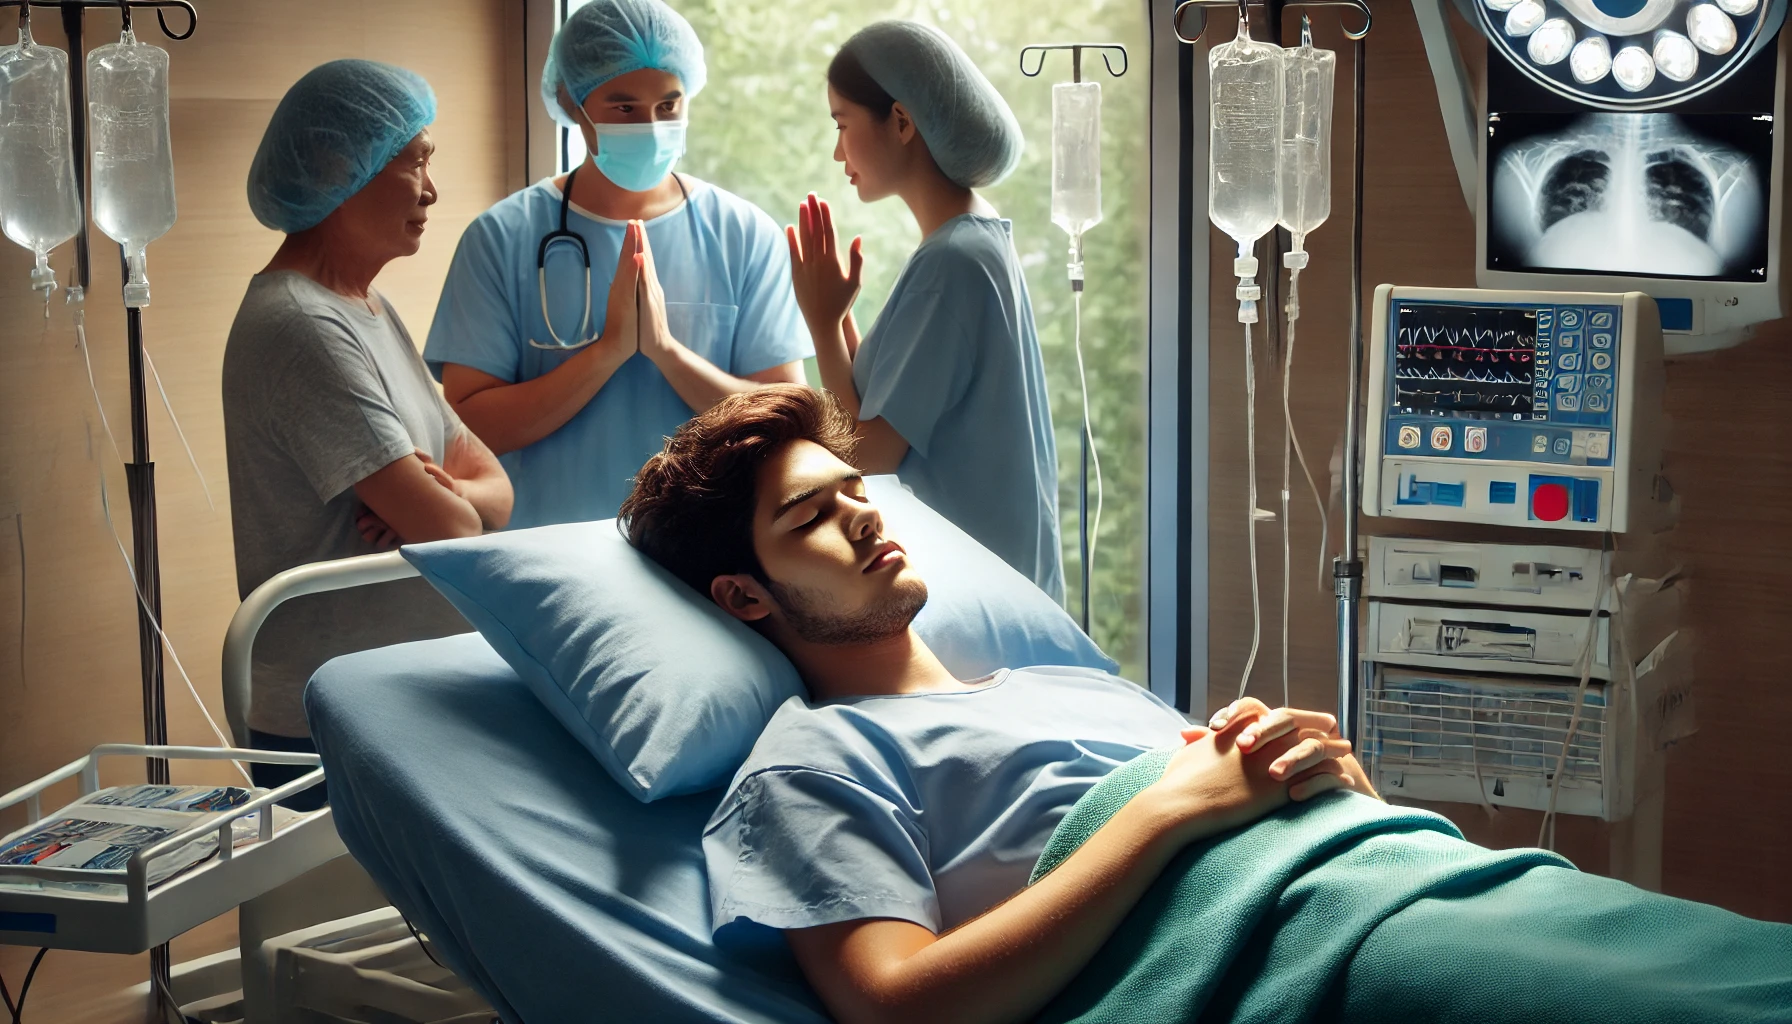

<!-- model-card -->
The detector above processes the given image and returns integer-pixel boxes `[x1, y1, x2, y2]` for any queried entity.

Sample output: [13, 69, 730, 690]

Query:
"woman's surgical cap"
[838, 21, 1023, 190]
[541, 0, 708, 129]
[247, 60, 437, 234]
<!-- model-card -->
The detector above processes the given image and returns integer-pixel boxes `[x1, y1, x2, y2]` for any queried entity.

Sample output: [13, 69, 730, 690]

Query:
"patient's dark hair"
[827, 46, 897, 121]
[621, 385, 860, 595]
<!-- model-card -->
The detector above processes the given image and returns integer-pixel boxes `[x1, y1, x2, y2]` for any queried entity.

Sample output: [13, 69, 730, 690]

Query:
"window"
[549, 0, 1154, 680]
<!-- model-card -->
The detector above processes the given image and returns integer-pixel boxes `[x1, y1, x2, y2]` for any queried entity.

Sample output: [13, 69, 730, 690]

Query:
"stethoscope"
[530, 164, 695, 350]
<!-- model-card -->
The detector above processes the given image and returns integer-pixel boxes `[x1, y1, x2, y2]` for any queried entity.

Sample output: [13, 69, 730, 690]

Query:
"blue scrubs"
[853, 214, 1064, 601]
[425, 177, 811, 528]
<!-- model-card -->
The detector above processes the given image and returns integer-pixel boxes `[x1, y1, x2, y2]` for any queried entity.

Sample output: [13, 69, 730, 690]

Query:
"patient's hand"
[1210, 697, 1377, 798]
[1143, 704, 1356, 845]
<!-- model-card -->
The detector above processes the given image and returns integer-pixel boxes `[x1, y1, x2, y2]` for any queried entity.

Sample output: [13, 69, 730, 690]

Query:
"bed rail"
[221, 551, 420, 748]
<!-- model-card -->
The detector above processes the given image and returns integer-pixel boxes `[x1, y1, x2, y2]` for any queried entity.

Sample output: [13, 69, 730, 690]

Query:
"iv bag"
[1051, 81, 1102, 240]
[89, 26, 176, 309]
[1208, 21, 1283, 249]
[0, 17, 82, 302]
[1277, 20, 1335, 251]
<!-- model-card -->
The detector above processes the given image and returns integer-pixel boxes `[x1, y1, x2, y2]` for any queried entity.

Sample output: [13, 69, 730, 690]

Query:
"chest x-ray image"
[1487, 111, 1771, 281]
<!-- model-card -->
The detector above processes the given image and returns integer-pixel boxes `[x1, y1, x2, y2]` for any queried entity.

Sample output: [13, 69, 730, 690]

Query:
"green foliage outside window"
[674, 0, 1151, 678]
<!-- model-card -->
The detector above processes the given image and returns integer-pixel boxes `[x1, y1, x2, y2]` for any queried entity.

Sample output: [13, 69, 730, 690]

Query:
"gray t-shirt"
[223, 271, 469, 737]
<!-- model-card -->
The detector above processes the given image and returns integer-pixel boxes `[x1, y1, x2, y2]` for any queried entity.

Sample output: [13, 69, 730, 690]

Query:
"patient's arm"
[785, 724, 1355, 1024]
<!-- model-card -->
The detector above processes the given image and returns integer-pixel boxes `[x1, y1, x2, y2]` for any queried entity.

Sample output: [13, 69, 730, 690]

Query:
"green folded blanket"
[1030, 748, 1792, 1024]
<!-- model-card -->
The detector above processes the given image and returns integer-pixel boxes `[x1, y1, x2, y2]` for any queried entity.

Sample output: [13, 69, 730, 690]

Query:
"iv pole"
[1169, 0, 1370, 741]
[1018, 41, 1128, 636]
[0, 1, 198, 1017]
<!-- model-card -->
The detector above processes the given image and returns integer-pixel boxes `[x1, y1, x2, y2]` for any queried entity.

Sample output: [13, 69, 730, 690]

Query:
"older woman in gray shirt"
[223, 60, 512, 808]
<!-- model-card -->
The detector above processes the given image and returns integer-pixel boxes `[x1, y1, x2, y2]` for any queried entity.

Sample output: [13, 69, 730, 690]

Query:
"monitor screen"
[1393, 302, 1538, 419]
[1485, 109, 1773, 283]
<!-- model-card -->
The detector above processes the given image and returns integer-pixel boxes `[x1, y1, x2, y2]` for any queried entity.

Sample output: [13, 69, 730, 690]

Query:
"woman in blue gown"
[787, 21, 1065, 602]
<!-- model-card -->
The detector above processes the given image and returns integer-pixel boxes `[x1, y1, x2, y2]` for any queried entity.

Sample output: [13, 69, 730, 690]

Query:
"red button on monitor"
[1532, 482, 1570, 522]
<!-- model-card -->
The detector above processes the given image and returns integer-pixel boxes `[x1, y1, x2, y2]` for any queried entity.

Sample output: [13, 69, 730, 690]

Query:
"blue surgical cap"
[838, 21, 1023, 190]
[541, 0, 707, 130]
[247, 60, 437, 234]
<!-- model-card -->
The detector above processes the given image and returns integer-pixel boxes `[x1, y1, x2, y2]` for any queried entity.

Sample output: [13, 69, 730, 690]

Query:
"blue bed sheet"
[305, 632, 831, 1024]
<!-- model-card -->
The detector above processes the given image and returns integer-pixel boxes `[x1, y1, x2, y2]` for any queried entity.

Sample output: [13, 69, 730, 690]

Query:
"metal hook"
[0, 2, 196, 41]
[1172, 0, 1371, 45]
[151, 1, 194, 40]
[1018, 43, 1128, 84]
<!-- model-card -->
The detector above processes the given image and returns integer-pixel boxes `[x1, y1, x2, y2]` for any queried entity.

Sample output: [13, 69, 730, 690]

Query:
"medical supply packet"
[0, 784, 267, 898]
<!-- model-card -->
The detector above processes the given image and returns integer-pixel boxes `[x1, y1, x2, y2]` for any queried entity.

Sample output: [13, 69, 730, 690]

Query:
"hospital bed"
[223, 551, 831, 1023]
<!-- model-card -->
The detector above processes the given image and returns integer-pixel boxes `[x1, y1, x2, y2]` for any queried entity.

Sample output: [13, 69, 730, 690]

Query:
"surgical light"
[1505, 0, 1547, 36]
[1686, 3, 1739, 52]
[1477, 0, 1784, 108]
[1570, 34, 1614, 82]
[1652, 30, 1701, 80]
[1612, 44, 1658, 91]
[1529, 18, 1577, 64]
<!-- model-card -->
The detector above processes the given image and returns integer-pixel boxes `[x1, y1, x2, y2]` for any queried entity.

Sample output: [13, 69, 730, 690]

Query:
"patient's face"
[732, 440, 927, 644]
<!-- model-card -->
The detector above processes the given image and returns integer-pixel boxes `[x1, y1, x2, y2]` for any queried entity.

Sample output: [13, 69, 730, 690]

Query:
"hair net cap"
[541, 0, 707, 130]
[247, 60, 436, 234]
[839, 21, 1023, 190]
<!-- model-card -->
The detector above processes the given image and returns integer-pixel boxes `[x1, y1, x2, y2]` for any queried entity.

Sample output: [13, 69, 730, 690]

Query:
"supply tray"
[0, 744, 345, 954]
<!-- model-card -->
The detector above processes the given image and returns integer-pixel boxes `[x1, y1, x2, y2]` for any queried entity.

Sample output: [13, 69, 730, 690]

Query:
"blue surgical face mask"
[583, 117, 687, 193]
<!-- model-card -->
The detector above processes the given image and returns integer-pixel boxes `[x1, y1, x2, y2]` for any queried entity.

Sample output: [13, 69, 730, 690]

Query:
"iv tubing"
[1073, 290, 1104, 615]
[97, 465, 249, 785]
[72, 289, 247, 784]
[1539, 534, 1616, 848]
[1238, 318, 1263, 700]
[1278, 267, 1330, 707]
[142, 345, 214, 511]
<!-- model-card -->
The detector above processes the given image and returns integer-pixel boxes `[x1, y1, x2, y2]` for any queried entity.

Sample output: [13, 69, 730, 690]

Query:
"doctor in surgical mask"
[426, 0, 810, 529]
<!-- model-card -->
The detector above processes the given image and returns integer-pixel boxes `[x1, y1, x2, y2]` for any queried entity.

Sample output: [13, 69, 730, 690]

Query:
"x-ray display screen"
[1393, 304, 1538, 419]
[1485, 110, 1773, 283]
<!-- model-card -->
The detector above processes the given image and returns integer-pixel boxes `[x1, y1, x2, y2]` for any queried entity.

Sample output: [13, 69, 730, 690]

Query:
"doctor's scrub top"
[425, 175, 811, 529]
[853, 213, 1064, 602]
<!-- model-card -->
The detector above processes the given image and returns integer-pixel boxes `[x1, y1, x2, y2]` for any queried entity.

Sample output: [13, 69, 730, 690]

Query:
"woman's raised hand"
[787, 192, 863, 330]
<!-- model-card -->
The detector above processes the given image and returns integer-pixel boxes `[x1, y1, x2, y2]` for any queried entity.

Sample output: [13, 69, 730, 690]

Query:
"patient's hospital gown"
[854, 214, 1064, 601]
[702, 666, 1185, 933]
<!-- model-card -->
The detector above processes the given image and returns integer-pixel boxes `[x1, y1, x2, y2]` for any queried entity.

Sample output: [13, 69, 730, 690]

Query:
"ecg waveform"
[1393, 305, 1538, 416]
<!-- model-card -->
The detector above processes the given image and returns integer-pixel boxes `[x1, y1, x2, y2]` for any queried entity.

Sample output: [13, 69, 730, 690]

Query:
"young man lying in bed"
[620, 385, 1792, 1024]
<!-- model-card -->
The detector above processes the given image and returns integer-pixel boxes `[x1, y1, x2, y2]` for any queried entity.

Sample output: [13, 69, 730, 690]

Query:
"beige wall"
[0, 4, 513, 1003]
[1206, 4, 1792, 922]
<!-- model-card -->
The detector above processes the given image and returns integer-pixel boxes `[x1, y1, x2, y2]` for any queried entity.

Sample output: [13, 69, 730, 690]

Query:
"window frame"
[519, 0, 1211, 711]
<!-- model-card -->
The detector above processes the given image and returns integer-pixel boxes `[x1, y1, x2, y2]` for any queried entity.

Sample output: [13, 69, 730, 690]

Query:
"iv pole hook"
[1019, 43, 1128, 85]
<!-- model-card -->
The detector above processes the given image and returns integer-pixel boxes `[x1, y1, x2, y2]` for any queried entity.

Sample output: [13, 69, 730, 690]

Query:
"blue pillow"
[401, 476, 1113, 802]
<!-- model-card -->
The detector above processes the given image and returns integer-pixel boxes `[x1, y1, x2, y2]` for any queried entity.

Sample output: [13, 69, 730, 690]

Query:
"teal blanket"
[1029, 749, 1792, 1024]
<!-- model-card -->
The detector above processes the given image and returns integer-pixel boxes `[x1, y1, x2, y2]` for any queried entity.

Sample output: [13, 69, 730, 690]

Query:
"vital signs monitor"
[1362, 286, 1666, 534]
